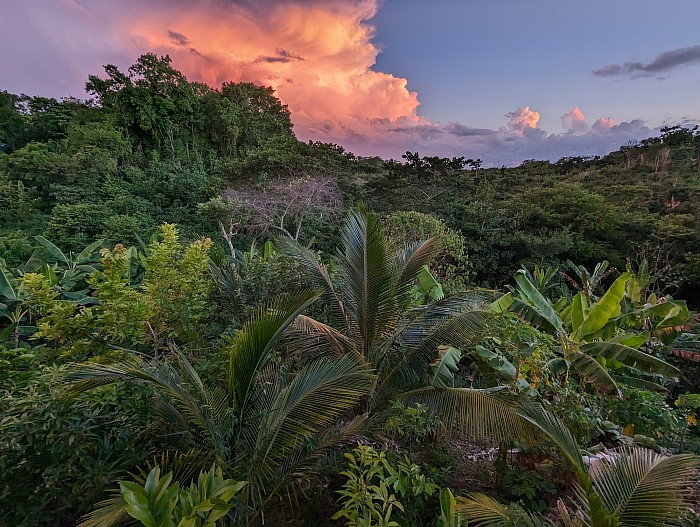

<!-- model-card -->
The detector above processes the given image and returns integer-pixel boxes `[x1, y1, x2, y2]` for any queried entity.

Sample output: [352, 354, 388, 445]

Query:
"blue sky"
[1, 0, 699, 164]
[372, 0, 700, 132]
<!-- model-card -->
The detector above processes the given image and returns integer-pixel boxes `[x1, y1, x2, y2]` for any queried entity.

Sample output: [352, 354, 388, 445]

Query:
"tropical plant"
[506, 270, 679, 395]
[119, 464, 246, 527]
[332, 444, 437, 527]
[280, 209, 532, 440]
[66, 291, 375, 523]
[457, 404, 700, 527]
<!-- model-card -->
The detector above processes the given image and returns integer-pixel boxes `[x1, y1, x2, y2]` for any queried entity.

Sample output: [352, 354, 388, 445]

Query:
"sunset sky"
[2, 0, 699, 165]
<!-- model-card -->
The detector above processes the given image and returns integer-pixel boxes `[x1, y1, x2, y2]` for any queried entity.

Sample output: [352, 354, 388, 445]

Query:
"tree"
[505, 270, 679, 395]
[457, 404, 700, 527]
[223, 174, 342, 241]
[280, 209, 532, 440]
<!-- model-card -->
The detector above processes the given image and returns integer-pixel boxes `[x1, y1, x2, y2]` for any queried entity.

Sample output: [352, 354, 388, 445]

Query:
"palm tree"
[66, 291, 375, 525]
[279, 209, 531, 440]
[456, 404, 700, 527]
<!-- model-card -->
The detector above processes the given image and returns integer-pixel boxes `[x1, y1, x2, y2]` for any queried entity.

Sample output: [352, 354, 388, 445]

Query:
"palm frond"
[397, 386, 534, 442]
[235, 356, 373, 509]
[257, 414, 371, 511]
[591, 448, 700, 527]
[393, 237, 441, 308]
[65, 353, 226, 456]
[284, 314, 361, 361]
[277, 236, 348, 330]
[379, 292, 493, 393]
[246, 355, 375, 475]
[454, 493, 518, 526]
[557, 483, 593, 527]
[516, 404, 586, 478]
[76, 494, 129, 527]
[340, 209, 396, 357]
[226, 290, 319, 412]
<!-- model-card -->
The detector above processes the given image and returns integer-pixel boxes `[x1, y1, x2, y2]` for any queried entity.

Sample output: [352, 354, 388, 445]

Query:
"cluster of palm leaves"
[66, 210, 530, 524]
[456, 404, 700, 527]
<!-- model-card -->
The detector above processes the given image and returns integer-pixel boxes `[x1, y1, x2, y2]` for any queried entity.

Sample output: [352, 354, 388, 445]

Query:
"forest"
[1, 54, 700, 526]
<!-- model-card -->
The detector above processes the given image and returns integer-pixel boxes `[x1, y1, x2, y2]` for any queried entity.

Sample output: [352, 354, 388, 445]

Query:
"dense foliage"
[2, 55, 700, 526]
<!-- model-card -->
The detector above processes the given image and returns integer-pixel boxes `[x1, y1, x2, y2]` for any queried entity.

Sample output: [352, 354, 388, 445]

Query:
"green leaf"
[490, 292, 514, 314]
[610, 332, 649, 349]
[34, 235, 69, 264]
[430, 345, 461, 389]
[0, 267, 17, 300]
[581, 341, 679, 377]
[76, 239, 104, 263]
[570, 351, 620, 395]
[513, 270, 564, 335]
[570, 292, 588, 333]
[227, 290, 320, 411]
[577, 272, 631, 341]
[592, 448, 700, 527]
[416, 265, 444, 301]
[473, 345, 517, 381]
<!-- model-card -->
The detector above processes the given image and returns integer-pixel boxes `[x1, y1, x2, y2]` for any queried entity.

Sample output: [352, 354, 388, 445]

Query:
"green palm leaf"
[277, 236, 349, 331]
[379, 291, 492, 393]
[226, 290, 319, 411]
[65, 352, 226, 456]
[591, 448, 700, 527]
[339, 209, 397, 356]
[398, 386, 533, 442]
[455, 492, 542, 526]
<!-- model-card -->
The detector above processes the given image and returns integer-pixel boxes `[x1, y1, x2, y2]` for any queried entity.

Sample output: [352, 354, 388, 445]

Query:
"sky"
[2, 0, 700, 166]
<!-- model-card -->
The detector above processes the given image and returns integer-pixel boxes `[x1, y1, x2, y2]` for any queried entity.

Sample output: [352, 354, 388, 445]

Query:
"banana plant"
[504, 270, 679, 395]
[563, 260, 615, 302]
[33, 235, 103, 292]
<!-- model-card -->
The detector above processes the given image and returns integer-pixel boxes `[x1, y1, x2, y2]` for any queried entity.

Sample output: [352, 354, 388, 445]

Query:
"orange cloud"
[90, 0, 421, 144]
[561, 107, 589, 134]
[505, 106, 540, 135]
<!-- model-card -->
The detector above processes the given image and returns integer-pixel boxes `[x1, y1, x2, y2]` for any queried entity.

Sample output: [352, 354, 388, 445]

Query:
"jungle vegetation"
[1, 54, 700, 527]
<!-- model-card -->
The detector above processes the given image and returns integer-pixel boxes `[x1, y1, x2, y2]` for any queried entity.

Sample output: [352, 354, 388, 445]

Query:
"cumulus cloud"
[593, 44, 700, 78]
[561, 107, 589, 134]
[505, 106, 540, 135]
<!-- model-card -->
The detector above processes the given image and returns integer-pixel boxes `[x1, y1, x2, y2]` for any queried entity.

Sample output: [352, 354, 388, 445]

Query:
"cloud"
[167, 30, 191, 47]
[561, 107, 589, 134]
[593, 44, 700, 78]
[505, 106, 540, 135]
[592, 116, 615, 132]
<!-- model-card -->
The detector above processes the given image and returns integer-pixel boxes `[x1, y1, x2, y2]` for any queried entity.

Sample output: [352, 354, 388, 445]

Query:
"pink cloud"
[561, 107, 589, 134]
[505, 106, 541, 135]
[592, 116, 616, 131]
